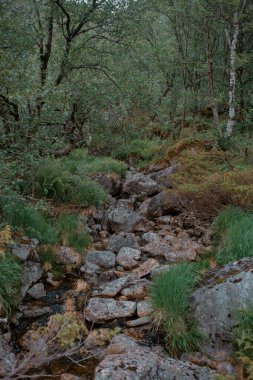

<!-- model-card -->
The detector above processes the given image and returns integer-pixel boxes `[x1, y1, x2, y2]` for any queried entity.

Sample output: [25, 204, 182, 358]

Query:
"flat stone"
[137, 301, 153, 318]
[23, 306, 51, 318]
[85, 298, 136, 323]
[121, 280, 151, 299]
[126, 316, 152, 327]
[91, 275, 137, 297]
[116, 247, 141, 269]
[142, 232, 161, 243]
[55, 246, 82, 266]
[133, 259, 160, 278]
[108, 232, 139, 253]
[95, 334, 216, 380]
[86, 251, 116, 269]
[27, 283, 46, 299]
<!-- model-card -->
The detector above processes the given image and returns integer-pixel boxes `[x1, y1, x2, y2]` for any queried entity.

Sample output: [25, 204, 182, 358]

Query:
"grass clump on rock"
[151, 263, 203, 356]
[214, 206, 253, 264]
[0, 252, 22, 315]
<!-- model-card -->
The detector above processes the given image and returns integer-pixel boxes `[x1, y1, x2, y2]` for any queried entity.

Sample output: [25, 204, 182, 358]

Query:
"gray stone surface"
[21, 261, 43, 298]
[55, 246, 82, 265]
[85, 298, 136, 323]
[95, 334, 216, 380]
[85, 251, 116, 269]
[108, 233, 139, 253]
[192, 257, 253, 359]
[116, 247, 141, 269]
[107, 206, 153, 233]
[27, 283, 46, 299]
[91, 275, 137, 297]
[123, 173, 160, 196]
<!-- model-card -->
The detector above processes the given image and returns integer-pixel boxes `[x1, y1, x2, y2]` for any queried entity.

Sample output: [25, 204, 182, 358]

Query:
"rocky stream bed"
[1, 166, 253, 379]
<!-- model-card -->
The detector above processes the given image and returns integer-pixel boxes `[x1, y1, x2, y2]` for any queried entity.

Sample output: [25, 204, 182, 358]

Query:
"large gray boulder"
[192, 257, 253, 361]
[95, 334, 216, 380]
[123, 172, 160, 196]
[147, 191, 183, 217]
[85, 251, 116, 269]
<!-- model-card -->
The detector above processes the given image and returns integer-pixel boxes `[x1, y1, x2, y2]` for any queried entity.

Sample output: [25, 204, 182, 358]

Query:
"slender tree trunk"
[225, 11, 239, 137]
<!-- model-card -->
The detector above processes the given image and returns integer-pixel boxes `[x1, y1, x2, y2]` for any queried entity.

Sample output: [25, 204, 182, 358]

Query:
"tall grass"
[151, 263, 203, 356]
[0, 195, 57, 244]
[0, 253, 22, 315]
[234, 308, 253, 378]
[57, 213, 91, 252]
[214, 206, 253, 264]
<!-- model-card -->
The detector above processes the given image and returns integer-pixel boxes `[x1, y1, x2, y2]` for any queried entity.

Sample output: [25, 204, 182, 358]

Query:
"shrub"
[234, 308, 253, 379]
[57, 213, 91, 252]
[151, 264, 203, 356]
[0, 195, 57, 244]
[213, 207, 253, 264]
[0, 252, 22, 315]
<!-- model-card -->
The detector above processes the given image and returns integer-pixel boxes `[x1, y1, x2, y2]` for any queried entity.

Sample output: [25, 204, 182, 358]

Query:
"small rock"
[142, 240, 172, 258]
[92, 275, 137, 297]
[12, 244, 32, 261]
[137, 301, 153, 318]
[61, 374, 81, 380]
[107, 206, 153, 233]
[150, 265, 172, 279]
[27, 283, 46, 299]
[108, 233, 139, 253]
[85, 298, 136, 323]
[133, 259, 159, 278]
[138, 198, 152, 216]
[55, 246, 82, 266]
[142, 232, 161, 243]
[126, 316, 152, 327]
[148, 191, 182, 217]
[85, 251, 116, 269]
[156, 215, 172, 225]
[116, 247, 141, 269]
[121, 280, 151, 299]
[22, 306, 51, 318]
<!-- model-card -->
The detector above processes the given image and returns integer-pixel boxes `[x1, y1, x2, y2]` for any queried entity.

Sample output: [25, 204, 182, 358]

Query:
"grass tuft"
[214, 206, 253, 264]
[151, 263, 203, 356]
[0, 252, 22, 315]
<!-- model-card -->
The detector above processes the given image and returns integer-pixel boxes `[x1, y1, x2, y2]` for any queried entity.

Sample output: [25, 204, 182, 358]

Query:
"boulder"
[108, 233, 139, 253]
[116, 247, 141, 269]
[95, 334, 216, 380]
[85, 251, 116, 269]
[107, 206, 153, 233]
[92, 173, 122, 196]
[148, 191, 183, 217]
[149, 165, 177, 187]
[137, 301, 153, 318]
[192, 257, 253, 361]
[85, 298, 136, 323]
[123, 173, 160, 196]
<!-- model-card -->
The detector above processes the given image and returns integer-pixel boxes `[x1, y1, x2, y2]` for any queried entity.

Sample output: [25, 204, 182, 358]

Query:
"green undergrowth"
[0, 252, 22, 315]
[151, 263, 203, 356]
[0, 195, 57, 244]
[234, 308, 253, 379]
[57, 213, 91, 252]
[214, 206, 253, 265]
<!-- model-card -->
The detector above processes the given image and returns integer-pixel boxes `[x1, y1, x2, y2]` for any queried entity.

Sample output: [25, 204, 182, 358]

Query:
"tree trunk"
[225, 11, 239, 137]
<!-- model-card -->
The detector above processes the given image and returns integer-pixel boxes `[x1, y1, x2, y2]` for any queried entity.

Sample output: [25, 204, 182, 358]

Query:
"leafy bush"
[151, 264, 203, 356]
[214, 207, 253, 264]
[57, 213, 91, 252]
[0, 195, 57, 244]
[112, 138, 162, 166]
[234, 308, 253, 379]
[0, 252, 22, 314]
